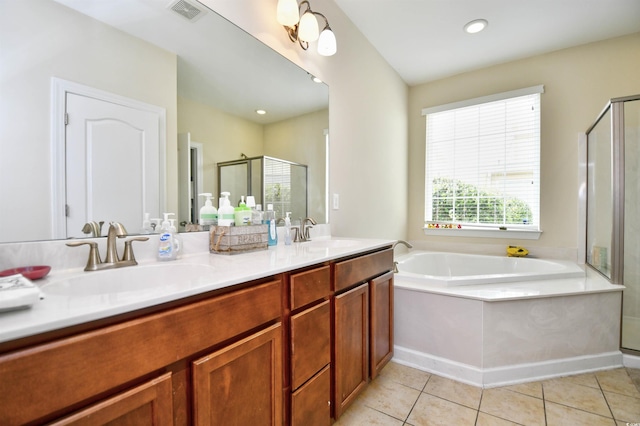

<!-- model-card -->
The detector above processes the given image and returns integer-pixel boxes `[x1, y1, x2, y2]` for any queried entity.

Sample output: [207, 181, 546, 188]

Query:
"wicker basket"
[209, 224, 268, 255]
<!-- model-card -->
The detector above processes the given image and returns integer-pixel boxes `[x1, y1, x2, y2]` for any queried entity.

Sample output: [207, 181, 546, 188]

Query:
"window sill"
[423, 227, 542, 240]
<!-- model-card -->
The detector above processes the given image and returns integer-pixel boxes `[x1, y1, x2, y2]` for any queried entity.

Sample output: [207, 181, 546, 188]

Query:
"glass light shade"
[277, 0, 299, 26]
[298, 12, 319, 42]
[317, 28, 337, 56]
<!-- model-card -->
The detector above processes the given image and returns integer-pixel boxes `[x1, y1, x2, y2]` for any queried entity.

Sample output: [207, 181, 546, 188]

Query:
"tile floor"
[335, 362, 640, 425]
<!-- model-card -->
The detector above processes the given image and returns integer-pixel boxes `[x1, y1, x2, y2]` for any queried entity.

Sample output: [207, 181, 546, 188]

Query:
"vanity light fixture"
[276, 0, 337, 56]
[464, 19, 488, 34]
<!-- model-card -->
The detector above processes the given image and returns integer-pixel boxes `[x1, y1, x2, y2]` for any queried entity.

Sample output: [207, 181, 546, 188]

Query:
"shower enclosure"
[217, 156, 308, 221]
[586, 94, 640, 353]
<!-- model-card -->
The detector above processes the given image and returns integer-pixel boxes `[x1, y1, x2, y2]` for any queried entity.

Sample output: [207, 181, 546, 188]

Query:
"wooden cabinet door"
[291, 365, 331, 426]
[334, 283, 369, 419]
[370, 271, 394, 379]
[192, 324, 283, 426]
[50, 373, 173, 425]
[291, 300, 331, 390]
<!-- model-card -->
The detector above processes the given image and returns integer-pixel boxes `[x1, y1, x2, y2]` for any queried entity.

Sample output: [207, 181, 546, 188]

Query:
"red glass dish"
[0, 265, 51, 280]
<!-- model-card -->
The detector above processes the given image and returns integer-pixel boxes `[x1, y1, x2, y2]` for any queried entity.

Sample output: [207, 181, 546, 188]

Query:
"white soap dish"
[0, 274, 44, 312]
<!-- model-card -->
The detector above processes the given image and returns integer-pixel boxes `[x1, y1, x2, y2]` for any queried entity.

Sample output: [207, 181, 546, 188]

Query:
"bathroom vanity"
[0, 238, 393, 425]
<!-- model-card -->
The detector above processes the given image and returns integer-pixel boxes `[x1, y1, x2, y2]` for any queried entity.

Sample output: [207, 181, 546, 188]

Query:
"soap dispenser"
[141, 212, 152, 234]
[264, 204, 278, 246]
[218, 192, 235, 226]
[198, 193, 218, 229]
[284, 212, 292, 245]
[158, 213, 178, 261]
[234, 196, 251, 226]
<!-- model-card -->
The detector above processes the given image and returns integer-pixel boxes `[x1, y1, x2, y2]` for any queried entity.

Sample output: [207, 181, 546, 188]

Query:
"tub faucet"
[392, 240, 413, 250]
[392, 240, 413, 273]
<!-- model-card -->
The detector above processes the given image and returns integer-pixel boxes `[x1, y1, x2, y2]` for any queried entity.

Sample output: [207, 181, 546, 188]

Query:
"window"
[423, 85, 543, 236]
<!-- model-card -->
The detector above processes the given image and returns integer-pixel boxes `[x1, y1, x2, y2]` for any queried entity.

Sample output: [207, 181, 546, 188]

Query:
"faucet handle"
[122, 237, 149, 263]
[66, 241, 102, 271]
[292, 226, 301, 243]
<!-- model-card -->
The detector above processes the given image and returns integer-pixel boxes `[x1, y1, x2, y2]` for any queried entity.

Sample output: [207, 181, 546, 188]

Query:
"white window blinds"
[423, 86, 543, 229]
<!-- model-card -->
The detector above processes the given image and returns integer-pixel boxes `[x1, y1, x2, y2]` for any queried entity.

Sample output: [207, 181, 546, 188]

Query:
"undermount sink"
[42, 263, 217, 297]
[303, 239, 361, 249]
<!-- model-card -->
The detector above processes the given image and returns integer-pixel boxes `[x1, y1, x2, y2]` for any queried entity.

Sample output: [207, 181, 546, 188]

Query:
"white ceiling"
[333, 0, 640, 86]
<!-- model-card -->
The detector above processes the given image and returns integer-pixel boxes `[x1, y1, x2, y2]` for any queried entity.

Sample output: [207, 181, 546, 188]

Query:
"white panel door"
[65, 93, 161, 238]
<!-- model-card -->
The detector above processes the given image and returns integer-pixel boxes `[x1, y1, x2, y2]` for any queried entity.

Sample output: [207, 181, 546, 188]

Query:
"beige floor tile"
[543, 378, 611, 417]
[556, 372, 600, 389]
[379, 361, 431, 391]
[335, 400, 405, 426]
[627, 368, 640, 393]
[604, 391, 640, 423]
[358, 374, 421, 420]
[545, 401, 615, 426]
[475, 412, 521, 426]
[406, 393, 477, 426]
[596, 368, 640, 398]
[500, 381, 543, 399]
[480, 388, 545, 426]
[423, 374, 482, 410]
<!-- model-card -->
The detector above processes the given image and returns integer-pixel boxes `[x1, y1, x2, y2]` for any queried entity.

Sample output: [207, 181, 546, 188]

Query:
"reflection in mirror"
[0, 0, 328, 243]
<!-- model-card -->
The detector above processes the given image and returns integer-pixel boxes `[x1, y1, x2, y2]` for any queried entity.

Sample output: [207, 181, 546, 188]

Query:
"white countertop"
[0, 237, 393, 344]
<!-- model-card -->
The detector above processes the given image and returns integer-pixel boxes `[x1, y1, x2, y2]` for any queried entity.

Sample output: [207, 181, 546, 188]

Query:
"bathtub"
[392, 250, 624, 388]
[395, 251, 585, 286]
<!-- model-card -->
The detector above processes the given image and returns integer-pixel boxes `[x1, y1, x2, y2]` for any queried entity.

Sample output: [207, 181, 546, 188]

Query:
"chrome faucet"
[67, 222, 149, 271]
[299, 217, 317, 242]
[392, 240, 413, 273]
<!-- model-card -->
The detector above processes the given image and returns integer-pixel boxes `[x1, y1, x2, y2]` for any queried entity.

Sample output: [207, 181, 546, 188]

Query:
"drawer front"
[334, 249, 393, 292]
[290, 265, 331, 310]
[0, 279, 282, 426]
[290, 300, 331, 390]
[291, 365, 331, 426]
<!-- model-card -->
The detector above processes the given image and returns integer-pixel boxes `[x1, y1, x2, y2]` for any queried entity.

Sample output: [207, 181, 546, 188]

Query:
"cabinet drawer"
[291, 365, 331, 426]
[291, 300, 331, 390]
[0, 279, 282, 425]
[290, 266, 331, 310]
[334, 249, 393, 292]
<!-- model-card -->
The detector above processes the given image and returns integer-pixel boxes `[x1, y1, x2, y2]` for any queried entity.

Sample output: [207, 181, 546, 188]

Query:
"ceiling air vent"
[168, 0, 206, 22]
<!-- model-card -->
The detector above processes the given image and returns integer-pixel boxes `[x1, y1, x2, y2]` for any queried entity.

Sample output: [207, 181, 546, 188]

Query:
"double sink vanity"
[0, 234, 395, 425]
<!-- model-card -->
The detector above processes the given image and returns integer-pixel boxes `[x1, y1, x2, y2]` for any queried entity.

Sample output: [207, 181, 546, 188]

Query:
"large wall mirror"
[0, 0, 329, 244]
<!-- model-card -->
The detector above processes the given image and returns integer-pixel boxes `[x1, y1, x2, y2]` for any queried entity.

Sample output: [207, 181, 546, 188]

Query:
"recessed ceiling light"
[464, 19, 488, 34]
[256, 109, 267, 115]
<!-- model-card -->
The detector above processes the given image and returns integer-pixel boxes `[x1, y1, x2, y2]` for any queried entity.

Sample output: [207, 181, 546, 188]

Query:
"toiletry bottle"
[168, 218, 183, 258]
[264, 204, 278, 246]
[284, 212, 292, 245]
[141, 212, 152, 234]
[158, 213, 178, 261]
[198, 193, 218, 229]
[234, 196, 251, 226]
[252, 203, 264, 226]
[217, 192, 235, 226]
[246, 196, 256, 224]
[151, 218, 162, 233]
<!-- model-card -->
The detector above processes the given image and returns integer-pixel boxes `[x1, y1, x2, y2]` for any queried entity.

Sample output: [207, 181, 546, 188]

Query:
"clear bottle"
[252, 203, 264, 226]
[264, 204, 278, 246]
[284, 211, 292, 245]
[234, 195, 251, 226]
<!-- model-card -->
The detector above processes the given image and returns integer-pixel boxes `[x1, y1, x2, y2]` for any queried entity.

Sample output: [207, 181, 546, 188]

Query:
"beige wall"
[202, 0, 409, 239]
[408, 32, 640, 253]
[0, 0, 177, 242]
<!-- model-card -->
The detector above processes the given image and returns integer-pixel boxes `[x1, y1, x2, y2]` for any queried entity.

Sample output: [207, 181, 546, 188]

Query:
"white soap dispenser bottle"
[158, 213, 177, 261]
[141, 212, 152, 234]
[198, 193, 217, 229]
[218, 192, 235, 226]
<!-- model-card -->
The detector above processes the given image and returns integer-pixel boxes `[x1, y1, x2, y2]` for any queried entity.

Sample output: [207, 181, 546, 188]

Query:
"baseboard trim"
[393, 345, 623, 388]
[623, 353, 640, 369]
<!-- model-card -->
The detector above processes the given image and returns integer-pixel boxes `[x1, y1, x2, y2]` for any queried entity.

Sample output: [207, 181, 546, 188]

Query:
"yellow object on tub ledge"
[507, 246, 529, 257]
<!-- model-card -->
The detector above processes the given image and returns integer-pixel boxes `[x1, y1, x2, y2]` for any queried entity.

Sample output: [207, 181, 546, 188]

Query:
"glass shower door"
[622, 98, 640, 352]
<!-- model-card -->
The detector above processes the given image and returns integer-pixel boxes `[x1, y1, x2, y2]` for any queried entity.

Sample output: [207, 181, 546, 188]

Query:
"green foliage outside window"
[432, 178, 532, 225]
